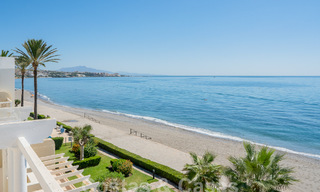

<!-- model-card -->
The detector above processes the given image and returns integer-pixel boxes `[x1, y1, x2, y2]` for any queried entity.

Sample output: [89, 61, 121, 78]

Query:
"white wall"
[0, 119, 56, 149]
[0, 57, 15, 105]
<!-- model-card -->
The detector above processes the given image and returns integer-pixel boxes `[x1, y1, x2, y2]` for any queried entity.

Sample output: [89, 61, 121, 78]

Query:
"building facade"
[0, 57, 97, 192]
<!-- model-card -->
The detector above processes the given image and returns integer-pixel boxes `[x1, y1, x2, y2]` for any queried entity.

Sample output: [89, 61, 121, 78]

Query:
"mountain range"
[59, 66, 113, 73]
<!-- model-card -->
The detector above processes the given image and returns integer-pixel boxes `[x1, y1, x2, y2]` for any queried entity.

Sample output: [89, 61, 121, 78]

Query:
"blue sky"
[1, 0, 319, 75]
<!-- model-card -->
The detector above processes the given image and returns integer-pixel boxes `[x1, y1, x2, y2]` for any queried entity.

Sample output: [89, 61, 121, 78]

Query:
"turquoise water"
[16, 76, 320, 158]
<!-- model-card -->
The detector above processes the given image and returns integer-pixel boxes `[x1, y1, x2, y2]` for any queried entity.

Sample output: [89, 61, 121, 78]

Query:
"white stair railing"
[17, 137, 64, 192]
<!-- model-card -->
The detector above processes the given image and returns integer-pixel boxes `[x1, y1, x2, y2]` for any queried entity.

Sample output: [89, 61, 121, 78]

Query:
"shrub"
[95, 137, 185, 186]
[52, 137, 64, 150]
[111, 159, 133, 177]
[56, 121, 73, 132]
[73, 156, 101, 169]
[30, 112, 34, 118]
[27, 117, 34, 120]
[73, 141, 97, 159]
[29, 112, 47, 120]
[38, 114, 46, 119]
[15, 99, 21, 107]
[71, 144, 80, 153]
[84, 141, 98, 157]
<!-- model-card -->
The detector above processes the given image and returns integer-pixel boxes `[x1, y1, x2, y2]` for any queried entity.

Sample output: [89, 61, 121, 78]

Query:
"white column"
[7, 148, 14, 192]
[2, 149, 8, 192]
[7, 147, 27, 192]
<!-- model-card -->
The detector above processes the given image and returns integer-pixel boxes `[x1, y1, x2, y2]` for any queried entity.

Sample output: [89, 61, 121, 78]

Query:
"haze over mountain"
[58, 66, 112, 73]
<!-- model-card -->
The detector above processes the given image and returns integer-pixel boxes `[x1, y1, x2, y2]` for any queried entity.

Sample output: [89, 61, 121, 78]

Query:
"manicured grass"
[55, 143, 77, 161]
[125, 169, 157, 188]
[56, 144, 157, 189]
[151, 186, 175, 192]
[81, 152, 111, 181]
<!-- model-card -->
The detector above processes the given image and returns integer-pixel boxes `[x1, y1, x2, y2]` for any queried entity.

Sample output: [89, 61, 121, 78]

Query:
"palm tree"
[15, 56, 30, 107]
[73, 125, 93, 160]
[225, 142, 297, 192]
[183, 152, 222, 192]
[14, 39, 59, 119]
[1, 50, 13, 57]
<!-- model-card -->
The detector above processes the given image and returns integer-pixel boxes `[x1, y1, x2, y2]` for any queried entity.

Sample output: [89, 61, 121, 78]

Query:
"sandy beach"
[17, 90, 320, 192]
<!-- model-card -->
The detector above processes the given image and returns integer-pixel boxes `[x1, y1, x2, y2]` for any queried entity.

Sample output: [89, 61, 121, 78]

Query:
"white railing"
[16, 137, 98, 192]
[17, 137, 64, 192]
[0, 118, 98, 191]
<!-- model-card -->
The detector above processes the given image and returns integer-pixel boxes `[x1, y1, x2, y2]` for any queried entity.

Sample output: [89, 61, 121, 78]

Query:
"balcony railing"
[1, 119, 98, 192]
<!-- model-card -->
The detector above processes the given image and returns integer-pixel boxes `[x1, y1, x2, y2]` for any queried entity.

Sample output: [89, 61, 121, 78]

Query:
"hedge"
[94, 137, 185, 186]
[52, 137, 64, 150]
[29, 112, 46, 119]
[73, 156, 101, 169]
[56, 121, 73, 132]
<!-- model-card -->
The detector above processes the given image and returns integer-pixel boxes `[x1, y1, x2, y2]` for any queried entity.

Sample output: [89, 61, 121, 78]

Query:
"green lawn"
[55, 143, 77, 161]
[56, 144, 157, 189]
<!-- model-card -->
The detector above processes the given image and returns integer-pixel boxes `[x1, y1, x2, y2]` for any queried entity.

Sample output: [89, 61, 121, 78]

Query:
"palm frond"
[15, 56, 31, 73]
[203, 151, 215, 164]
[225, 142, 297, 192]
[1, 50, 13, 57]
[184, 152, 222, 191]
[14, 39, 60, 68]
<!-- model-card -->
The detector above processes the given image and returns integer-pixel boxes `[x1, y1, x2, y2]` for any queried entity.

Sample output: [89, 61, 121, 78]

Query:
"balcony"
[0, 57, 97, 191]
[0, 112, 98, 192]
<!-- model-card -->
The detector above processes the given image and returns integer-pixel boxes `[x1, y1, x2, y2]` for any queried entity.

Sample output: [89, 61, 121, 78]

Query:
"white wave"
[101, 109, 320, 159]
[38, 93, 51, 101]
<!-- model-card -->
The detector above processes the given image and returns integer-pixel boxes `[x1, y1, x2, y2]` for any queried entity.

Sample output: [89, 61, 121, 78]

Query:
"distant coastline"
[15, 74, 320, 79]
[15, 69, 129, 78]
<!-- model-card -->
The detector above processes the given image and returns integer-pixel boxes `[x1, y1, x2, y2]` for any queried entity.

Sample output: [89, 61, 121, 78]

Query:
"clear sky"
[1, 0, 319, 75]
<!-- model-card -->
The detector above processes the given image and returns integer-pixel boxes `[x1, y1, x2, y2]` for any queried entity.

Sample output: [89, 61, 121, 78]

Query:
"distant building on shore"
[15, 69, 127, 78]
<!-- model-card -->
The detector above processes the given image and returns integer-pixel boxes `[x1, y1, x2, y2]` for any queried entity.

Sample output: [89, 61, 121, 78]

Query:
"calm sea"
[16, 76, 320, 158]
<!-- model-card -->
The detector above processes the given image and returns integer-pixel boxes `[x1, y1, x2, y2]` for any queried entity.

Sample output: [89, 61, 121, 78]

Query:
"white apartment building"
[0, 57, 97, 192]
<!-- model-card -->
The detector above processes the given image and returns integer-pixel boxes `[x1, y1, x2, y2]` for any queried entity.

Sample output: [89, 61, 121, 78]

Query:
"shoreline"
[17, 89, 320, 191]
[34, 89, 320, 160]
